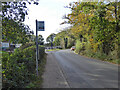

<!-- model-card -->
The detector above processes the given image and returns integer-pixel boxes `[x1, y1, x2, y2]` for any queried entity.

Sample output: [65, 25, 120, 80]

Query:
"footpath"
[42, 51, 69, 88]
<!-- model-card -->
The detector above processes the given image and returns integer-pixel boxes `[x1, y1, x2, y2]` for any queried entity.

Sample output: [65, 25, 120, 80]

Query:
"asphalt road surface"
[43, 49, 118, 88]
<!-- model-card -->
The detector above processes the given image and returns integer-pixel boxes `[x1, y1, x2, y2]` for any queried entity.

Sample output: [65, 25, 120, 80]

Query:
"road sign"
[15, 44, 22, 48]
[2, 42, 9, 48]
[37, 21, 44, 31]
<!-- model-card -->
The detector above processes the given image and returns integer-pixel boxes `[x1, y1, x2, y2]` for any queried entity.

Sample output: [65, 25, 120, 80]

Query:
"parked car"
[56, 46, 62, 49]
[71, 46, 75, 51]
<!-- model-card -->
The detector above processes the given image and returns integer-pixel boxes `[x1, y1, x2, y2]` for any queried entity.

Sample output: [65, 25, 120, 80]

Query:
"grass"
[46, 48, 62, 51]
[108, 59, 120, 65]
[0, 51, 7, 53]
[75, 50, 120, 65]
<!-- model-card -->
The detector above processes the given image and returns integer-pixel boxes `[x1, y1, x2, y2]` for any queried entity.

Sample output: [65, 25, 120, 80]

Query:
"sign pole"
[36, 20, 39, 76]
[35, 20, 44, 76]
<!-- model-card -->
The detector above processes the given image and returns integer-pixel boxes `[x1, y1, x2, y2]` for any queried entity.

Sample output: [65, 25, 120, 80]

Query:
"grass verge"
[75, 51, 120, 65]
[46, 49, 62, 51]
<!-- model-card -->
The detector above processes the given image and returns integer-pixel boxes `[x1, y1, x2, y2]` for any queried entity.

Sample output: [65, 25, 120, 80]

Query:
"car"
[71, 46, 75, 51]
[56, 46, 62, 49]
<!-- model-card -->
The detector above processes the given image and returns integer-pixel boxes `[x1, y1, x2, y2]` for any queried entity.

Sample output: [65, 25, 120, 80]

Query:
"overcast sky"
[24, 0, 78, 42]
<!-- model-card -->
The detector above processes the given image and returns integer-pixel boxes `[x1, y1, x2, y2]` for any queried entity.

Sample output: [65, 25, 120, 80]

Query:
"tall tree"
[46, 33, 56, 43]
[38, 35, 44, 45]
[2, 0, 39, 44]
[2, 1, 39, 22]
[46, 33, 56, 47]
[62, 1, 120, 58]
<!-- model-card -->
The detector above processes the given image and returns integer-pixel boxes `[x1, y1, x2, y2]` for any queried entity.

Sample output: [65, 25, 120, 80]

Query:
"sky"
[24, 0, 78, 42]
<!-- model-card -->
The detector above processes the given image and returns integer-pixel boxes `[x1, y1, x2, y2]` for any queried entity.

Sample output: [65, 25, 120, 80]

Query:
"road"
[43, 49, 118, 88]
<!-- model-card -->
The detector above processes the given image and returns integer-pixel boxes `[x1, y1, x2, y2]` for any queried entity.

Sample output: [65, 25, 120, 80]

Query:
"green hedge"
[2, 44, 45, 88]
[20, 42, 35, 50]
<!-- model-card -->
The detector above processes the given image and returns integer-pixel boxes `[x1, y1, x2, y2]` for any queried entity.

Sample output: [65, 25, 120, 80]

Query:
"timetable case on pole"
[37, 21, 45, 31]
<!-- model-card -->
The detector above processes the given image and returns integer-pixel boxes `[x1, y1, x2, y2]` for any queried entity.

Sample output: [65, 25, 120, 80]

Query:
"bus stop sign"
[37, 21, 44, 31]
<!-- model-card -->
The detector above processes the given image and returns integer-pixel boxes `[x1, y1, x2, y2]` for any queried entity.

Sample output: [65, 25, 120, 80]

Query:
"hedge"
[2, 43, 45, 88]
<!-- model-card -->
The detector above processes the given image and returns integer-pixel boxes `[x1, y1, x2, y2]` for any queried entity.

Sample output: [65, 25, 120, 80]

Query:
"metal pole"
[36, 20, 39, 76]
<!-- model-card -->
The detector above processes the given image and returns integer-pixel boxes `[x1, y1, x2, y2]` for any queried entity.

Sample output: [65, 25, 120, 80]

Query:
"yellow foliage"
[89, 38, 93, 42]
[108, 6, 115, 10]
[105, 10, 115, 22]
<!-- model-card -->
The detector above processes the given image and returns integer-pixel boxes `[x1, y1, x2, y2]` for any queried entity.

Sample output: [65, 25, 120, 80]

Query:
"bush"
[84, 41, 92, 56]
[75, 40, 85, 54]
[38, 45, 45, 63]
[67, 38, 75, 48]
[93, 51, 107, 60]
[2, 52, 9, 71]
[2, 44, 45, 88]
[20, 42, 35, 50]
[26, 53, 47, 88]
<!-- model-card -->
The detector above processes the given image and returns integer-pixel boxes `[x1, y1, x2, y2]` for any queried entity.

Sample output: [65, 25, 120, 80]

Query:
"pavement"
[42, 51, 69, 88]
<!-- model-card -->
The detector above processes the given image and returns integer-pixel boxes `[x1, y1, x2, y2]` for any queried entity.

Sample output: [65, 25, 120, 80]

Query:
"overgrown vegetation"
[1, 1, 47, 88]
[52, 1, 120, 64]
[2, 43, 46, 88]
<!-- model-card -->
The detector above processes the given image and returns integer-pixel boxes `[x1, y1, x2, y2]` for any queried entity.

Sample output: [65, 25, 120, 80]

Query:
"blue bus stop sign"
[37, 21, 45, 31]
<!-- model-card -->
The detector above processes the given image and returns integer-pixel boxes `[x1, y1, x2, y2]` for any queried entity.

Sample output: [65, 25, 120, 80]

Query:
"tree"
[53, 29, 75, 48]
[38, 35, 44, 45]
[2, 0, 40, 44]
[46, 33, 56, 43]
[2, 1, 39, 22]
[60, 1, 120, 60]
[89, 1, 120, 55]
[2, 17, 33, 44]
